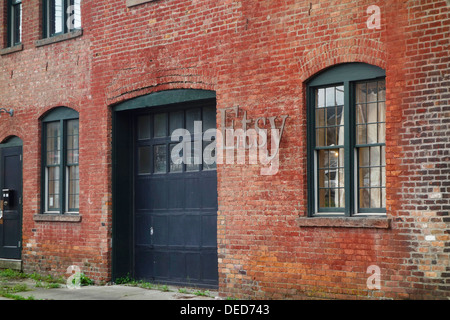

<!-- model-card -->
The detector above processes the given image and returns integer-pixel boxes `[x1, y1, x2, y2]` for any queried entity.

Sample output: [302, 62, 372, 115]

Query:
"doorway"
[0, 136, 23, 262]
[112, 90, 218, 288]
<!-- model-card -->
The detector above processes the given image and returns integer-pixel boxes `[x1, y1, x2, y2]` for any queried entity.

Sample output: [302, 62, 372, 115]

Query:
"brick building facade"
[0, 0, 449, 299]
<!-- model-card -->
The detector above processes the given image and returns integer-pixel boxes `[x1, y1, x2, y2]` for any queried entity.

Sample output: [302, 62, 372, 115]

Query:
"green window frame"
[41, 107, 79, 214]
[307, 63, 386, 217]
[42, 0, 81, 38]
[7, 0, 22, 47]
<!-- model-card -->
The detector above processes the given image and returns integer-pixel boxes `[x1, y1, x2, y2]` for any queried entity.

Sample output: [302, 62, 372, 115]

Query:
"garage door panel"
[152, 215, 168, 246]
[135, 248, 153, 279]
[202, 215, 217, 247]
[168, 215, 185, 246]
[154, 251, 169, 279]
[202, 175, 218, 208]
[186, 253, 201, 280]
[184, 215, 202, 246]
[169, 253, 185, 279]
[185, 177, 201, 209]
[202, 252, 219, 281]
[149, 179, 168, 209]
[135, 213, 152, 245]
[168, 178, 184, 209]
[134, 104, 218, 288]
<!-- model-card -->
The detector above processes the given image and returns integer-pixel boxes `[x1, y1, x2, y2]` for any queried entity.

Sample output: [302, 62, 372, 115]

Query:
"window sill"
[35, 29, 83, 47]
[33, 214, 82, 223]
[296, 216, 391, 229]
[126, 0, 155, 7]
[0, 44, 23, 56]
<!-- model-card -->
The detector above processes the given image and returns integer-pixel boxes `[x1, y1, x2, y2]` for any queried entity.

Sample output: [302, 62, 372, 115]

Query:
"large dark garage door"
[133, 102, 218, 288]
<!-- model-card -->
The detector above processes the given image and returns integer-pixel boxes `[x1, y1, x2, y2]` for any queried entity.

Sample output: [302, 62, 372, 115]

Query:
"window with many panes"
[307, 63, 386, 216]
[7, 0, 22, 47]
[42, 0, 81, 38]
[136, 104, 217, 175]
[42, 107, 79, 214]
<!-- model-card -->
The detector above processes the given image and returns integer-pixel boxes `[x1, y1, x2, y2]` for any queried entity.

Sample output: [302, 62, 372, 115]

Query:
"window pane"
[12, 2, 22, 45]
[326, 107, 336, 126]
[359, 168, 370, 188]
[319, 189, 328, 208]
[316, 108, 325, 127]
[138, 146, 151, 174]
[326, 127, 336, 146]
[318, 169, 326, 188]
[50, 0, 64, 35]
[315, 86, 344, 148]
[357, 124, 366, 145]
[317, 148, 344, 209]
[137, 115, 150, 140]
[47, 166, 60, 210]
[203, 106, 216, 131]
[370, 168, 381, 187]
[154, 145, 166, 173]
[68, 165, 79, 210]
[169, 143, 182, 173]
[356, 104, 366, 124]
[336, 86, 344, 105]
[359, 147, 370, 167]
[316, 88, 325, 108]
[367, 81, 378, 103]
[186, 108, 201, 135]
[325, 87, 335, 107]
[370, 146, 381, 166]
[67, 120, 79, 164]
[378, 80, 386, 101]
[335, 105, 343, 127]
[357, 145, 386, 210]
[371, 188, 381, 207]
[338, 188, 345, 208]
[360, 189, 370, 208]
[356, 83, 366, 104]
[367, 124, 378, 144]
[318, 150, 329, 169]
[186, 142, 201, 171]
[169, 110, 183, 136]
[367, 103, 377, 123]
[47, 122, 60, 165]
[336, 124, 345, 146]
[316, 128, 325, 147]
[154, 113, 167, 137]
[378, 102, 386, 122]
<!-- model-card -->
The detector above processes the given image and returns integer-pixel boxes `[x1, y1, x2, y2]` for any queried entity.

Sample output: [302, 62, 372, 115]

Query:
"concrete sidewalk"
[0, 278, 219, 300]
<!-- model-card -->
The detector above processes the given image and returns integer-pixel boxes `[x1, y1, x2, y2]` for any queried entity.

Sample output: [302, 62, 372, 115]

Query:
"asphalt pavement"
[0, 278, 219, 300]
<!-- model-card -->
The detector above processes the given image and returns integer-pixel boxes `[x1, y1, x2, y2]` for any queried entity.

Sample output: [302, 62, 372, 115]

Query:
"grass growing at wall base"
[0, 268, 89, 300]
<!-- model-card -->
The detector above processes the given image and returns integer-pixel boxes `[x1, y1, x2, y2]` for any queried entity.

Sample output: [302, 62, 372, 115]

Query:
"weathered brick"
[0, 0, 449, 299]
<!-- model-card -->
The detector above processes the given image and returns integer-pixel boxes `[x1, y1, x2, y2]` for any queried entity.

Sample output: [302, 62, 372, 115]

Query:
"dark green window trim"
[307, 63, 386, 217]
[42, 0, 81, 39]
[41, 107, 79, 215]
[7, 0, 22, 47]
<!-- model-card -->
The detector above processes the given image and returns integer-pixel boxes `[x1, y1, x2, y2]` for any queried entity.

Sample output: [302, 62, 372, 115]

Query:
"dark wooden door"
[134, 103, 218, 288]
[0, 146, 22, 260]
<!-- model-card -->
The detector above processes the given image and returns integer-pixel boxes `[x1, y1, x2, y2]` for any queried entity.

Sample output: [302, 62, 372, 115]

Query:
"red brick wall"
[0, 0, 448, 298]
